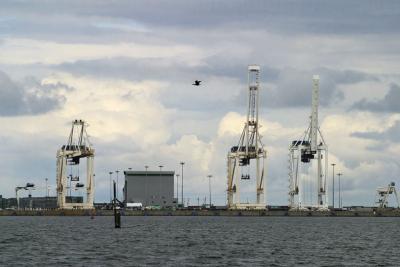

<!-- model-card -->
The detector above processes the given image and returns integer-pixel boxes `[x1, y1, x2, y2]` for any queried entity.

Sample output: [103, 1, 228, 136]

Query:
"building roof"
[124, 170, 175, 176]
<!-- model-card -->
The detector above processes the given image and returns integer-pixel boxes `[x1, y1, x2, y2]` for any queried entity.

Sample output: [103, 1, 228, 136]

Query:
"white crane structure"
[56, 119, 95, 209]
[375, 182, 399, 208]
[288, 75, 328, 210]
[15, 183, 35, 210]
[15, 183, 51, 209]
[227, 65, 267, 210]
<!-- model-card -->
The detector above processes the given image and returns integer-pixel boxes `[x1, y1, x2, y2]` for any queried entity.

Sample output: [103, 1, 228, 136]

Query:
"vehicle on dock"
[145, 205, 161, 210]
[126, 202, 143, 210]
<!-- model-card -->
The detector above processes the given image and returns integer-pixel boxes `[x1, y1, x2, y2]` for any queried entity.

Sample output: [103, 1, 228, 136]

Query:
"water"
[0, 216, 399, 266]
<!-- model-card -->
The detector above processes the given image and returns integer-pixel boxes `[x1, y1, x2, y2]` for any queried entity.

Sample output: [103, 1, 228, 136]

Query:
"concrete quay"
[1, 208, 400, 217]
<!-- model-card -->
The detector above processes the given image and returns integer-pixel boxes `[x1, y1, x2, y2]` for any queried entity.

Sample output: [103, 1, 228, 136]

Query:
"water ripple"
[0, 216, 399, 266]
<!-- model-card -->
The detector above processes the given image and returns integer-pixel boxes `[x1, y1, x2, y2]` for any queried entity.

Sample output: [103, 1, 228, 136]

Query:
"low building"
[0, 196, 83, 210]
[124, 170, 176, 207]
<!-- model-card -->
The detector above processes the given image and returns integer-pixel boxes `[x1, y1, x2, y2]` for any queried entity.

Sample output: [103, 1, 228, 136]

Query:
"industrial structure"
[2, 67, 400, 215]
[375, 182, 399, 208]
[15, 183, 35, 210]
[0, 196, 83, 210]
[56, 120, 95, 209]
[226, 65, 267, 210]
[288, 75, 328, 210]
[124, 170, 176, 207]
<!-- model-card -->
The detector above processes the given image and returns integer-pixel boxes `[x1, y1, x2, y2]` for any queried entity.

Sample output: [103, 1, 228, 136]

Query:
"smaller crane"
[375, 182, 399, 208]
[56, 119, 95, 209]
[15, 183, 35, 210]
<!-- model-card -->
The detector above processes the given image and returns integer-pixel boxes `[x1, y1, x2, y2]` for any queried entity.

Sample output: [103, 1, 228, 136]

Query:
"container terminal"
[1, 65, 399, 217]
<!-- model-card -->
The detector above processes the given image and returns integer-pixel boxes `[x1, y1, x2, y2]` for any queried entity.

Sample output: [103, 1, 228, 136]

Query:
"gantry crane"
[56, 119, 95, 209]
[15, 183, 35, 210]
[15, 183, 51, 209]
[288, 75, 328, 210]
[227, 65, 267, 210]
[375, 182, 399, 208]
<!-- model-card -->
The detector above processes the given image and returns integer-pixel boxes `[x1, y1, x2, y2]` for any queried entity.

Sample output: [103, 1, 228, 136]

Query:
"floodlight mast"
[56, 119, 95, 209]
[288, 75, 328, 210]
[227, 65, 267, 210]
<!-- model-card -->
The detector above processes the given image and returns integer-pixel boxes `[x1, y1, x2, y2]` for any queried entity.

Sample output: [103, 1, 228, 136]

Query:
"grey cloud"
[23, 77, 75, 92]
[364, 143, 390, 152]
[0, 14, 159, 44]
[0, 70, 70, 116]
[198, 54, 280, 83]
[56, 57, 248, 113]
[0, 0, 398, 48]
[57, 57, 187, 81]
[57, 55, 280, 83]
[258, 67, 377, 108]
[56, 57, 378, 110]
[1, 0, 399, 36]
[351, 83, 400, 113]
[352, 120, 400, 143]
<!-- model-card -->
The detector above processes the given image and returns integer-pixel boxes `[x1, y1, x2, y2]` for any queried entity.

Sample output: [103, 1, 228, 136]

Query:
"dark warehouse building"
[124, 170, 176, 207]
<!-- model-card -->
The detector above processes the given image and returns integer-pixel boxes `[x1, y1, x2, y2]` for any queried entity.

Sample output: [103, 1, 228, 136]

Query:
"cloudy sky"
[0, 0, 399, 207]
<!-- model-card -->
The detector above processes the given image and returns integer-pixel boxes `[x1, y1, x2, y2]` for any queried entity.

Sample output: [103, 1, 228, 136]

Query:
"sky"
[0, 0, 400, 207]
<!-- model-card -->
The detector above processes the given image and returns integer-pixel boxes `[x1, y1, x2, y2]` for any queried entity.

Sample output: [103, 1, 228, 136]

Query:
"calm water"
[0, 216, 399, 266]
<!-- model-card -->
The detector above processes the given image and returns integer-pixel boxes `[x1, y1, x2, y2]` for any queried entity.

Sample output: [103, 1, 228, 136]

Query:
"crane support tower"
[375, 182, 399, 208]
[56, 119, 95, 209]
[227, 65, 267, 210]
[288, 75, 328, 210]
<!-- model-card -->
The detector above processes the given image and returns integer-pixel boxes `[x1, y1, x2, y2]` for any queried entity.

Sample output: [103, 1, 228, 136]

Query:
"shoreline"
[1, 209, 400, 217]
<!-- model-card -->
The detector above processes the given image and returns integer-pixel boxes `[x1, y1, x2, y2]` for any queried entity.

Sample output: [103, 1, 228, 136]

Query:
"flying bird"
[192, 80, 202, 86]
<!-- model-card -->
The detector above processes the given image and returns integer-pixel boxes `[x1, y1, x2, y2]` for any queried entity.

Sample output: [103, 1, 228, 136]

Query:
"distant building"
[124, 170, 176, 207]
[0, 196, 83, 210]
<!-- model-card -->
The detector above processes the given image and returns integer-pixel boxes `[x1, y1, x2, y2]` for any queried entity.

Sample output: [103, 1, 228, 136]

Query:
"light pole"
[115, 170, 120, 199]
[45, 178, 48, 197]
[109, 172, 113, 204]
[337, 173, 343, 208]
[180, 162, 185, 207]
[92, 173, 96, 203]
[159, 165, 163, 206]
[207, 175, 212, 208]
[145, 165, 148, 206]
[176, 174, 180, 205]
[331, 163, 336, 208]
